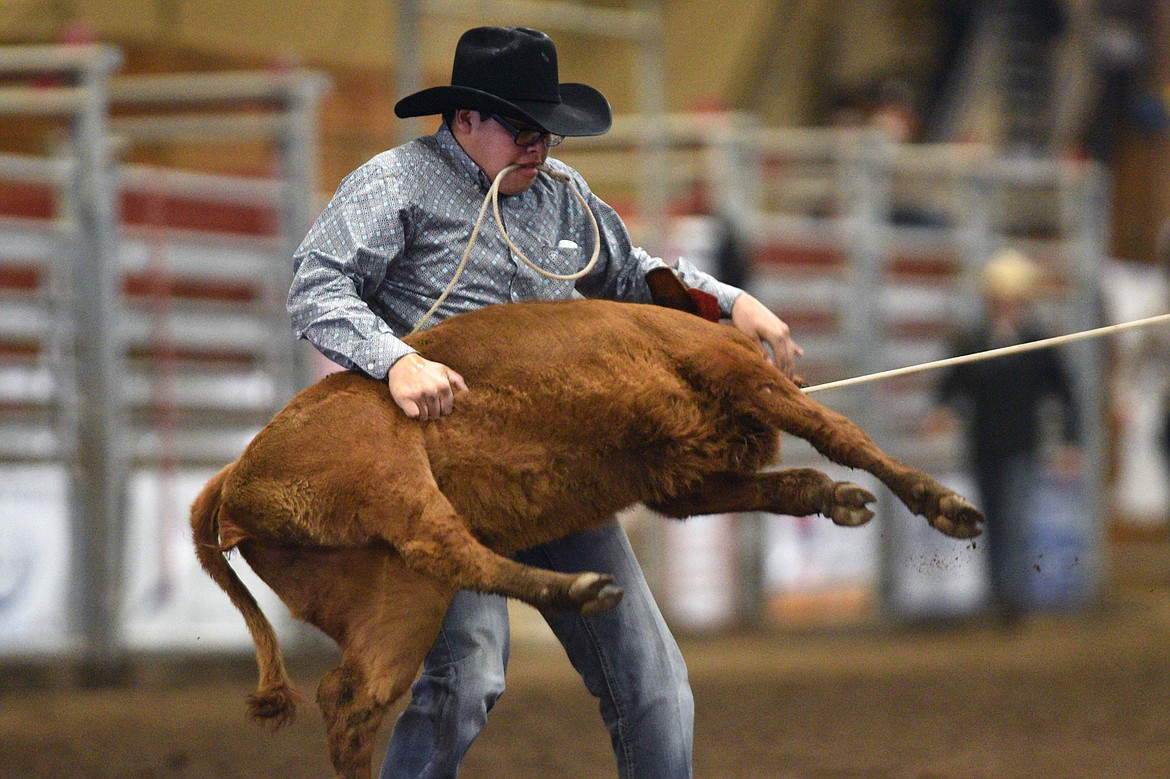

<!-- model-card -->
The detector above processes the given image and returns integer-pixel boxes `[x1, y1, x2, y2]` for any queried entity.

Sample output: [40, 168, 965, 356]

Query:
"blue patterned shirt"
[288, 123, 743, 378]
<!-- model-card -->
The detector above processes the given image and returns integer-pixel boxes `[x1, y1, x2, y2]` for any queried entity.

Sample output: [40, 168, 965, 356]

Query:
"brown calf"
[191, 273, 983, 778]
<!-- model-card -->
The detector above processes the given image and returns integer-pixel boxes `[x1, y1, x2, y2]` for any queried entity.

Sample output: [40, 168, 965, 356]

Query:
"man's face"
[451, 110, 551, 195]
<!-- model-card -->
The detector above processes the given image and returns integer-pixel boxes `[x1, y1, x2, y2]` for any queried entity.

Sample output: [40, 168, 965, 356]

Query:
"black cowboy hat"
[394, 26, 612, 137]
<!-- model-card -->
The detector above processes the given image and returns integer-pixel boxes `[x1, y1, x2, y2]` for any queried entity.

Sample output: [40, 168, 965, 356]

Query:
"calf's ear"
[645, 267, 722, 322]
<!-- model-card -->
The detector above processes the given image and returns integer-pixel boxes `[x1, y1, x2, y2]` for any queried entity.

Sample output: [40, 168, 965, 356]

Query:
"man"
[931, 249, 1080, 625]
[288, 26, 799, 778]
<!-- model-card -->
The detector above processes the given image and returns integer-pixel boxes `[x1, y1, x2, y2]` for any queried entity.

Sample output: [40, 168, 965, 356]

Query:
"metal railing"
[0, 44, 328, 669]
[560, 112, 1109, 624]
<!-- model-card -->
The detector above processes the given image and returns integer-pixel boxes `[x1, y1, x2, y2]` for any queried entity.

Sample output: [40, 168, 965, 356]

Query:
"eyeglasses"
[491, 114, 564, 148]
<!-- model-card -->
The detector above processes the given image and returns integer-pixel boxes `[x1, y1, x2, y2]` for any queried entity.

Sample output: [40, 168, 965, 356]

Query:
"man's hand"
[731, 294, 803, 378]
[388, 353, 468, 421]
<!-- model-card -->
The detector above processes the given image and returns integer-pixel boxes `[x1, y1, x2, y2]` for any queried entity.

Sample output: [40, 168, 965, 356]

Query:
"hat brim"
[394, 83, 612, 137]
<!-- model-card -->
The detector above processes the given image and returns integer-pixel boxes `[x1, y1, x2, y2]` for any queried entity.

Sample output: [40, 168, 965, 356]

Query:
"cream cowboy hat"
[983, 249, 1042, 300]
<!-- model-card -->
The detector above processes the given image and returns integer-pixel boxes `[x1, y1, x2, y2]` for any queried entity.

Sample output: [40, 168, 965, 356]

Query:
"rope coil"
[411, 163, 601, 334]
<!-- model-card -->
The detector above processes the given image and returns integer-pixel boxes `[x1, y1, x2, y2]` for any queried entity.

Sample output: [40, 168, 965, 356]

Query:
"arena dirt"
[2, 540, 1168, 778]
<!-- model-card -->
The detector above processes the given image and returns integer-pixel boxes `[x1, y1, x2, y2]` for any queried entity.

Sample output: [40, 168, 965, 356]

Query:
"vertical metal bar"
[67, 46, 129, 683]
[49, 155, 81, 467]
[277, 72, 331, 396]
[1066, 163, 1110, 605]
[844, 131, 893, 612]
[635, 0, 667, 253]
[957, 166, 995, 323]
[705, 113, 768, 622]
[396, 0, 425, 146]
[842, 131, 889, 422]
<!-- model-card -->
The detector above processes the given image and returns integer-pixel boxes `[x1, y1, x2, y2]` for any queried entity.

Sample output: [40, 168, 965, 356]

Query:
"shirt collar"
[435, 122, 494, 190]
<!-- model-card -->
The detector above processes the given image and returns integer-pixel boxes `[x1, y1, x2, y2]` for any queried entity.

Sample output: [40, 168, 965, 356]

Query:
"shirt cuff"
[337, 333, 415, 380]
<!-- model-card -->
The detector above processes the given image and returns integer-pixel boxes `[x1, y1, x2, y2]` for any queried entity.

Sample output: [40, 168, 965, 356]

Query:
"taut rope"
[803, 312, 1170, 394]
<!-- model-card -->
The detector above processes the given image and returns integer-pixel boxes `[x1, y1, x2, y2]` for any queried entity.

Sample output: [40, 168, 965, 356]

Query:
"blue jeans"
[974, 453, 1037, 614]
[379, 520, 694, 778]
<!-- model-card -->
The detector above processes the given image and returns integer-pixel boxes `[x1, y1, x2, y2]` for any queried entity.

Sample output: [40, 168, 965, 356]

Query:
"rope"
[410, 163, 601, 334]
[803, 312, 1170, 394]
[492, 164, 601, 281]
[410, 161, 1167, 396]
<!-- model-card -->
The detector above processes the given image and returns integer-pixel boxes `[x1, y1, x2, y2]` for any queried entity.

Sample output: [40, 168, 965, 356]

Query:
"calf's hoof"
[826, 482, 876, 527]
[569, 572, 625, 616]
[929, 493, 985, 539]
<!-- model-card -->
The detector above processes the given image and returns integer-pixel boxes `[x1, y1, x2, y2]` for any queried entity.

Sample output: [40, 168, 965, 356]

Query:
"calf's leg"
[239, 542, 454, 779]
[317, 664, 386, 779]
[241, 446, 624, 615]
[387, 489, 624, 615]
[766, 385, 983, 538]
[650, 467, 875, 527]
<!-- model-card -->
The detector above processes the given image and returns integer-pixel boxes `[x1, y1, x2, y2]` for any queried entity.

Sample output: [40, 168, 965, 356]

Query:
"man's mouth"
[509, 163, 542, 181]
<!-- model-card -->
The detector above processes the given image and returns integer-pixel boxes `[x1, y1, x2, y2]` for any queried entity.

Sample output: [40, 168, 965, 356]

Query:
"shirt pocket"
[516, 243, 589, 279]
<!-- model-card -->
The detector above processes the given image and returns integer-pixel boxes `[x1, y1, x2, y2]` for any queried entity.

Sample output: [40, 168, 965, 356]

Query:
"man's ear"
[451, 109, 477, 135]
[645, 267, 722, 322]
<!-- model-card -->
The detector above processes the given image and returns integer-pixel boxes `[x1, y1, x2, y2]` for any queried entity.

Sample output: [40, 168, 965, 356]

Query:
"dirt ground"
[2, 537, 1168, 779]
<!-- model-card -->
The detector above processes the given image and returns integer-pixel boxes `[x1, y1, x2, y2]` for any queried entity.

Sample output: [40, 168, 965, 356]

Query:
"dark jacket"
[938, 318, 1079, 465]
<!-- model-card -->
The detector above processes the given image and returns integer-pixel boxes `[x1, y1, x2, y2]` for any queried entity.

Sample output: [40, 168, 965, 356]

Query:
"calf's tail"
[190, 465, 303, 727]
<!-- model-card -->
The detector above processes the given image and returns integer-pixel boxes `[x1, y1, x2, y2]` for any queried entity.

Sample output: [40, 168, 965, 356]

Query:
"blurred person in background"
[1082, 0, 1155, 164]
[928, 249, 1081, 625]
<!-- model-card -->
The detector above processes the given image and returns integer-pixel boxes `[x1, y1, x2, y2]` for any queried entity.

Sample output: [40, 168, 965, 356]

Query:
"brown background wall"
[2, 0, 1167, 262]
